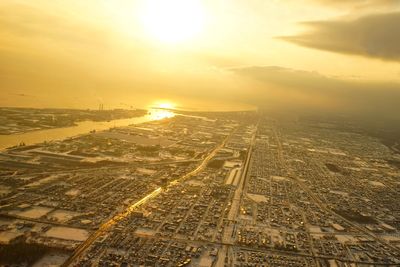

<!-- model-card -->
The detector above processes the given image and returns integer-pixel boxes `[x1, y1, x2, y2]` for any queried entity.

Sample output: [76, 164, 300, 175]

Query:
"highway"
[61, 187, 162, 267]
[62, 132, 234, 266]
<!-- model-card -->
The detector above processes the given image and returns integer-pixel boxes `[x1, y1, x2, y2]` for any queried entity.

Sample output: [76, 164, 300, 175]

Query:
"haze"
[1, 2, 400, 266]
[1, 0, 400, 117]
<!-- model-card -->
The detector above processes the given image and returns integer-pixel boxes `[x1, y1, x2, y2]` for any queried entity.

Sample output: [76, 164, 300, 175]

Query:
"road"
[62, 132, 234, 266]
[61, 187, 162, 267]
[2, 158, 201, 178]
[271, 123, 400, 254]
[216, 125, 257, 267]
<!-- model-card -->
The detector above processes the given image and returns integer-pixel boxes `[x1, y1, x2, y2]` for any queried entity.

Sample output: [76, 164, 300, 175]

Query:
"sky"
[0, 0, 399, 117]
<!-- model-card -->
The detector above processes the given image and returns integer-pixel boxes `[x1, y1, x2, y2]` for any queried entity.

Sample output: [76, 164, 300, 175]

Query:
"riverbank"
[0, 109, 175, 151]
[0, 108, 147, 135]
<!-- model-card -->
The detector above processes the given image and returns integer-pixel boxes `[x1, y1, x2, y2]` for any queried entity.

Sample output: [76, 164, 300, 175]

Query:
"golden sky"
[1, 0, 399, 115]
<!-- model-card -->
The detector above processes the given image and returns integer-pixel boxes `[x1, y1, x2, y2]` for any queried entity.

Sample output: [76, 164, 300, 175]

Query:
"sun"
[152, 101, 176, 109]
[139, 0, 206, 44]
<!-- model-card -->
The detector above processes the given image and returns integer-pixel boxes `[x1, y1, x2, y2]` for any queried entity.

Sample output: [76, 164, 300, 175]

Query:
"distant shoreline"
[0, 111, 162, 151]
[0, 108, 147, 135]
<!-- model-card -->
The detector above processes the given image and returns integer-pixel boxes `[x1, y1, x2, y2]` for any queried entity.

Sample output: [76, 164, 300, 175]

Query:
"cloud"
[313, 0, 395, 4]
[231, 66, 400, 120]
[280, 12, 400, 62]
[310, 0, 399, 9]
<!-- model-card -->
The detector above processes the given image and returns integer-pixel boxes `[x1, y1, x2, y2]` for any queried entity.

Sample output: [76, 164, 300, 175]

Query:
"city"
[1, 1, 400, 265]
[0, 110, 399, 266]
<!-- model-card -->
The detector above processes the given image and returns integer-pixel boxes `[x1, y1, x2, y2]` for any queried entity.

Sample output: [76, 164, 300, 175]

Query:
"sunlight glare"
[148, 109, 175, 120]
[139, 0, 206, 44]
[158, 102, 175, 109]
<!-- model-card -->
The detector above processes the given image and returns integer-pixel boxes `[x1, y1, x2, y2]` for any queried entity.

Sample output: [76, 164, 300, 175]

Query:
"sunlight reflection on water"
[0, 109, 175, 150]
[148, 109, 175, 120]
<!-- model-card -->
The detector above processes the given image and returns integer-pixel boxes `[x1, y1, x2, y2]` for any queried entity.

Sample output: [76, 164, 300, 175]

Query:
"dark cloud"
[281, 12, 400, 61]
[231, 66, 400, 120]
[310, 0, 399, 8]
[308, 0, 400, 10]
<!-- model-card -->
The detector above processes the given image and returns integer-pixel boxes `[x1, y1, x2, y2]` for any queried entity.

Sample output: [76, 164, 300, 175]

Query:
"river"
[0, 109, 175, 151]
